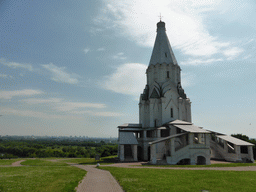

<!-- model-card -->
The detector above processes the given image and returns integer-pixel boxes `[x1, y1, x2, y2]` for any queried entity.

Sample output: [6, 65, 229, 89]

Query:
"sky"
[0, 0, 256, 138]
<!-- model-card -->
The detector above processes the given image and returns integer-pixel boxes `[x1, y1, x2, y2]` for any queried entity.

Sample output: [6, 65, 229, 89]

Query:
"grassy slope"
[100, 167, 256, 192]
[21, 159, 68, 166]
[0, 159, 23, 165]
[140, 162, 256, 168]
[60, 155, 117, 165]
[0, 160, 86, 192]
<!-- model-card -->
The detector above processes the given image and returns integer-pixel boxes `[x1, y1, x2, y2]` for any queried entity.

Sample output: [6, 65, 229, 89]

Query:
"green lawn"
[60, 155, 118, 165]
[0, 160, 86, 192]
[21, 159, 68, 166]
[99, 167, 256, 192]
[0, 159, 22, 165]
[140, 162, 256, 168]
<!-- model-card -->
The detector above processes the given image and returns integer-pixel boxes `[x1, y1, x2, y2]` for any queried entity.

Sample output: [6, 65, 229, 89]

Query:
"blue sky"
[0, 0, 256, 138]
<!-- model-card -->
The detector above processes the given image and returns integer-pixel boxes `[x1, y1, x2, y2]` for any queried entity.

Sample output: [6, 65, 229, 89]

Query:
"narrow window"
[171, 108, 173, 118]
[154, 119, 157, 127]
[167, 71, 169, 78]
[165, 52, 167, 57]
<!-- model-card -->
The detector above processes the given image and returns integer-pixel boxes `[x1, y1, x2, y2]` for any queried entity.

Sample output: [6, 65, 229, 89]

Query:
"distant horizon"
[0, 135, 118, 138]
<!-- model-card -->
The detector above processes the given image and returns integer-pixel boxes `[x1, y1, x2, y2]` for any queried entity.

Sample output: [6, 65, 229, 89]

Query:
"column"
[224, 141, 228, 153]
[143, 144, 148, 161]
[143, 130, 147, 138]
[157, 129, 161, 138]
[133, 145, 138, 161]
[171, 138, 175, 156]
[120, 145, 124, 161]
[150, 144, 157, 164]
[198, 133, 202, 143]
[235, 145, 241, 161]
[188, 133, 194, 145]
[190, 156, 196, 165]
[205, 134, 210, 147]
[248, 146, 254, 162]
[170, 126, 176, 135]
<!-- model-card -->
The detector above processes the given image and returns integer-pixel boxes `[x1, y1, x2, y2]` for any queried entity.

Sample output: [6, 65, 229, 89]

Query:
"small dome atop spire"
[157, 21, 165, 31]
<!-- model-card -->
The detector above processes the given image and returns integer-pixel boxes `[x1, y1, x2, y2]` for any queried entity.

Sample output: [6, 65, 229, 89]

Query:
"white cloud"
[0, 108, 79, 119]
[56, 102, 106, 111]
[22, 98, 63, 104]
[223, 47, 244, 60]
[103, 63, 147, 96]
[71, 110, 123, 117]
[84, 48, 90, 54]
[181, 58, 223, 66]
[21, 98, 106, 112]
[112, 52, 126, 60]
[0, 89, 44, 99]
[42, 63, 79, 84]
[0, 74, 12, 79]
[97, 48, 105, 51]
[0, 58, 33, 71]
[96, 0, 245, 64]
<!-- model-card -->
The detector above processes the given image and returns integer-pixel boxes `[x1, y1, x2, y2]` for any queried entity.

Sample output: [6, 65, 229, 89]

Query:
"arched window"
[167, 71, 169, 78]
[154, 119, 157, 127]
[171, 108, 173, 118]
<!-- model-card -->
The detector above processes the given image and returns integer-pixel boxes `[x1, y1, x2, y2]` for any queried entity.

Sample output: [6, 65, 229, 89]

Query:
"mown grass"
[21, 159, 68, 166]
[60, 155, 118, 165]
[140, 162, 256, 168]
[0, 160, 86, 192]
[0, 159, 22, 165]
[99, 166, 256, 192]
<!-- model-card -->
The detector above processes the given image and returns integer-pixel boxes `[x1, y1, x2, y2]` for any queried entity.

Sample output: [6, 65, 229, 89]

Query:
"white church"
[117, 21, 254, 165]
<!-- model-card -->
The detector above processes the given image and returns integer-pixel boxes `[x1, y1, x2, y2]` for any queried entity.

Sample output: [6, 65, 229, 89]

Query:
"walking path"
[11, 160, 25, 167]
[0, 160, 25, 167]
[2, 159, 256, 192]
[69, 164, 124, 192]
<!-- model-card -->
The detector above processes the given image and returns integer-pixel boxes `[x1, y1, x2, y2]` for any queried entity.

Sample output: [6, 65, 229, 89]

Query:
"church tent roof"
[119, 132, 139, 145]
[217, 135, 254, 146]
[149, 21, 178, 66]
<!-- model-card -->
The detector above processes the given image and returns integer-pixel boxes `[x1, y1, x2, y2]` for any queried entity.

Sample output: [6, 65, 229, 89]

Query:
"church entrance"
[124, 145, 133, 158]
[197, 156, 206, 165]
[137, 146, 143, 161]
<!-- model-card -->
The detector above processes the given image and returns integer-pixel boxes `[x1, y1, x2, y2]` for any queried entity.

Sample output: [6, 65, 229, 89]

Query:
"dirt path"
[11, 160, 25, 167]
[69, 164, 124, 192]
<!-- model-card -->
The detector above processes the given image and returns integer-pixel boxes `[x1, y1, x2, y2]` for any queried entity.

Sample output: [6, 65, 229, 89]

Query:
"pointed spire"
[149, 21, 178, 66]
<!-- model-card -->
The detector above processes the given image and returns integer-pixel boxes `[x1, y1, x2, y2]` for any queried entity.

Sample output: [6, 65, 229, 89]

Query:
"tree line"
[0, 139, 117, 159]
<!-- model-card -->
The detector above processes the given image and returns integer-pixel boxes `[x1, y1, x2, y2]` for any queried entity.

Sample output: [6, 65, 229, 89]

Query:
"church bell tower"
[139, 21, 191, 128]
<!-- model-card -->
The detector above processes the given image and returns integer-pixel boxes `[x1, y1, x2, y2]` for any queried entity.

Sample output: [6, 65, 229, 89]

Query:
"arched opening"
[177, 158, 190, 165]
[148, 146, 151, 161]
[137, 146, 143, 161]
[124, 145, 133, 159]
[197, 156, 206, 165]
